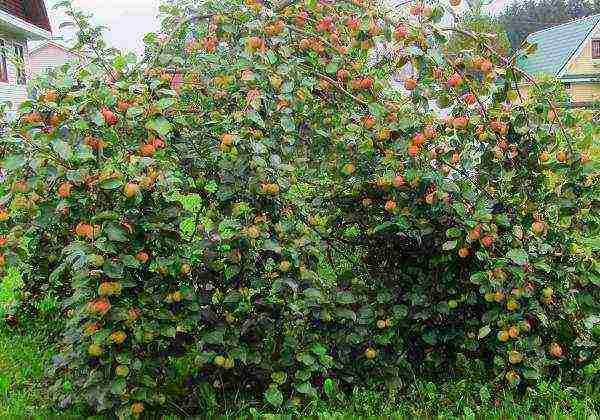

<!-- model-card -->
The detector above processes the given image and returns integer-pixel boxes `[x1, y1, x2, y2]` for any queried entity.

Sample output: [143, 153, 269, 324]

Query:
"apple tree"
[0, 0, 598, 416]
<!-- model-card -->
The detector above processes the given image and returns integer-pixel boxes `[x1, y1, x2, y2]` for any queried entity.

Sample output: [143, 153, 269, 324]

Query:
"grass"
[1, 273, 599, 418]
[0, 320, 89, 418]
[0, 268, 23, 319]
[0, 269, 82, 418]
[0, 323, 51, 417]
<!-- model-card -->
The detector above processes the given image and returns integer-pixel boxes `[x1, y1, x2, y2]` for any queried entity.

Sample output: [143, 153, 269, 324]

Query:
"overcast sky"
[45, 0, 162, 55]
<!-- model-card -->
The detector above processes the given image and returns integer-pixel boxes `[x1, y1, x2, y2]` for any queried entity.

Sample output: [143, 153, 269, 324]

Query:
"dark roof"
[0, 0, 52, 32]
[519, 14, 600, 77]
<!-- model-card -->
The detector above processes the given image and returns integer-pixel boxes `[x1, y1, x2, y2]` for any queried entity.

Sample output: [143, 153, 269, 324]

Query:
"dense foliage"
[0, 0, 598, 416]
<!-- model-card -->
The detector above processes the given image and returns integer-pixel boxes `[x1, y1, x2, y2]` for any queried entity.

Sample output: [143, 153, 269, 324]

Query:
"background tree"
[447, 1, 511, 54]
[496, 0, 600, 51]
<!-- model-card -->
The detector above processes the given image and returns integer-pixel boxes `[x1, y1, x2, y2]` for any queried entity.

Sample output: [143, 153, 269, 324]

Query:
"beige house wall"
[516, 82, 600, 104]
[564, 24, 600, 76]
[570, 82, 600, 102]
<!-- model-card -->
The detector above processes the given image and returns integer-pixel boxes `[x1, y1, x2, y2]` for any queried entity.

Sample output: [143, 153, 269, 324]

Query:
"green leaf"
[156, 97, 176, 110]
[470, 271, 487, 284]
[478, 325, 491, 339]
[280, 115, 295, 133]
[495, 214, 510, 228]
[266, 50, 277, 64]
[441, 180, 460, 193]
[223, 291, 241, 303]
[91, 211, 120, 222]
[506, 248, 528, 265]
[99, 178, 123, 190]
[446, 228, 461, 238]
[422, 331, 437, 345]
[224, 264, 240, 280]
[479, 385, 491, 403]
[52, 140, 73, 161]
[204, 330, 224, 344]
[453, 202, 466, 217]
[179, 217, 195, 237]
[121, 255, 140, 268]
[145, 117, 172, 137]
[91, 109, 104, 126]
[303, 288, 323, 301]
[2, 155, 25, 170]
[179, 194, 202, 212]
[323, 378, 334, 397]
[106, 223, 128, 242]
[522, 368, 539, 380]
[103, 260, 123, 279]
[311, 343, 328, 356]
[271, 371, 287, 385]
[325, 62, 338, 74]
[281, 81, 294, 94]
[335, 291, 355, 305]
[110, 379, 127, 395]
[74, 119, 89, 130]
[393, 305, 408, 318]
[113, 55, 126, 71]
[265, 385, 283, 407]
[300, 353, 315, 366]
[246, 110, 265, 128]
[442, 240, 457, 251]
[335, 308, 357, 322]
[368, 103, 386, 118]
[127, 106, 144, 118]
[296, 382, 315, 395]
[161, 327, 177, 338]
[374, 221, 394, 233]
[533, 261, 552, 272]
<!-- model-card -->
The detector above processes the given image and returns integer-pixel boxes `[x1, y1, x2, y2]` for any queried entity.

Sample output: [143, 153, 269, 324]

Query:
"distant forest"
[496, 0, 600, 50]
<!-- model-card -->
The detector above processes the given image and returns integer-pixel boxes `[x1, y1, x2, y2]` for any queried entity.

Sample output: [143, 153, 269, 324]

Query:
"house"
[519, 14, 600, 106]
[28, 39, 82, 77]
[0, 0, 51, 110]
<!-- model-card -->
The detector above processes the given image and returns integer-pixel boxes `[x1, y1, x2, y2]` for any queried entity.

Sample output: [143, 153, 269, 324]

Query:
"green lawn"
[0, 324, 71, 417]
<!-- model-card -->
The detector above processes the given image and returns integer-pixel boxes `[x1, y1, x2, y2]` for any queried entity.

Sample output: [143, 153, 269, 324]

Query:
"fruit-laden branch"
[436, 25, 574, 155]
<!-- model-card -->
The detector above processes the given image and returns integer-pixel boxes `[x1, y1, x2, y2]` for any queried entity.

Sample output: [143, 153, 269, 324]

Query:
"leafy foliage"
[0, 0, 598, 416]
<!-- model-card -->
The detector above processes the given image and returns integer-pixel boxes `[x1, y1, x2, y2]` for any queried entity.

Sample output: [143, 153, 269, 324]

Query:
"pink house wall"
[28, 44, 81, 77]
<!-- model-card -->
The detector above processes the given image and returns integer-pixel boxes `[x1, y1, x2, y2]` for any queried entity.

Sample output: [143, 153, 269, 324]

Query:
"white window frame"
[0, 38, 7, 83]
[592, 39, 600, 59]
[13, 42, 26, 85]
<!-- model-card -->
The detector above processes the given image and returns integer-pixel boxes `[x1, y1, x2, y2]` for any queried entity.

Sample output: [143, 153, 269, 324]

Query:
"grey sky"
[45, 0, 162, 55]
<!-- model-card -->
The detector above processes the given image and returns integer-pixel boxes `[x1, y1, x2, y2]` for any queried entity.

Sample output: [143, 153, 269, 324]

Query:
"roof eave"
[560, 75, 600, 82]
[29, 41, 85, 58]
[0, 9, 51, 40]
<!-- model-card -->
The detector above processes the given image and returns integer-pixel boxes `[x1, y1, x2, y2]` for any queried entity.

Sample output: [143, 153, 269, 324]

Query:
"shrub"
[0, 0, 598, 416]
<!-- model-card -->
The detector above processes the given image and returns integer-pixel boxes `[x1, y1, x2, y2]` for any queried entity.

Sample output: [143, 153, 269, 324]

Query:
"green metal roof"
[519, 14, 600, 77]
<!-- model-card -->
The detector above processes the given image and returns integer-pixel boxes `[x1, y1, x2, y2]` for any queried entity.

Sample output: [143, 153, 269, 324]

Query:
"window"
[13, 44, 26, 85]
[593, 39, 600, 59]
[0, 40, 7, 83]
